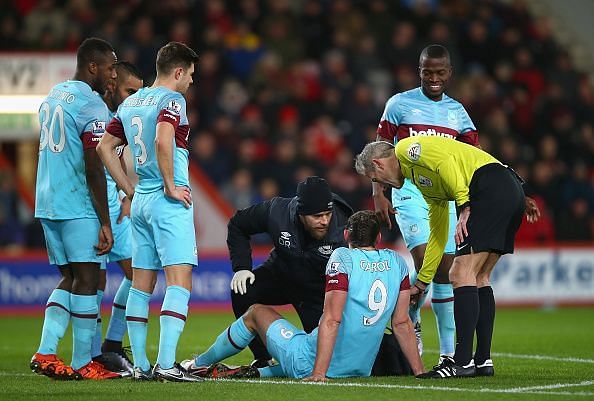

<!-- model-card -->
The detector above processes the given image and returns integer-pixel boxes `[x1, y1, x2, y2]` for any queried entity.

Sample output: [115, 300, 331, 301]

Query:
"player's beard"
[306, 225, 329, 240]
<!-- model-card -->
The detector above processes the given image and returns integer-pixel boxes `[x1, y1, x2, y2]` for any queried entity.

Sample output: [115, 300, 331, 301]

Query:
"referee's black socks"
[454, 286, 479, 366]
[474, 286, 495, 365]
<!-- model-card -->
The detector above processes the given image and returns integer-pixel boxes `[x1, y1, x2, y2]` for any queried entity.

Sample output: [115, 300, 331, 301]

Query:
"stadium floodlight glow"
[0, 95, 45, 114]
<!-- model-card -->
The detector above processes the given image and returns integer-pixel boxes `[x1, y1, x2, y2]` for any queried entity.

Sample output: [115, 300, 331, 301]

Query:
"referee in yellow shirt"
[355, 136, 540, 378]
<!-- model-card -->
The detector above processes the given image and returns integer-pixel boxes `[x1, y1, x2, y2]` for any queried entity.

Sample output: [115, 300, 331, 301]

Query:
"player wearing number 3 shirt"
[98, 42, 200, 382]
[180, 211, 425, 380]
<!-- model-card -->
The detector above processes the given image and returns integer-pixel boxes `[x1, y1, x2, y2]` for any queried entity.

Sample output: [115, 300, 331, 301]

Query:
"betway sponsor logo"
[397, 124, 459, 141]
[409, 126, 455, 139]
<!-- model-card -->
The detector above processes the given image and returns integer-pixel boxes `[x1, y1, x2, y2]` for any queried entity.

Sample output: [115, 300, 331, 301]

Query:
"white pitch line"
[2, 372, 593, 396]
[222, 378, 594, 396]
[0, 372, 34, 377]
[424, 349, 594, 364]
[512, 381, 594, 391]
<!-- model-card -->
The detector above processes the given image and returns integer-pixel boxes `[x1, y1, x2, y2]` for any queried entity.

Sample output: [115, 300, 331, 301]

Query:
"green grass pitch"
[1, 307, 593, 401]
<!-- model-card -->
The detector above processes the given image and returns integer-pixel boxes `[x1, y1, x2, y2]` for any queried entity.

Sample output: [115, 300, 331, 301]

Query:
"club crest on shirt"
[92, 121, 106, 134]
[448, 110, 458, 125]
[166, 100, 182, 114]
[407, 142, 421, 161]
[328, 261, 340, 276]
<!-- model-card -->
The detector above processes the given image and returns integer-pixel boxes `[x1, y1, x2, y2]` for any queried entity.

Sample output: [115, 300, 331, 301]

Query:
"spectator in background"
[556, 198, 593, 241]
[23, 0, 67, 48]
[221, 168, 257, 211]
[1, 0, 594, 246]
[191, 132, 231, 184]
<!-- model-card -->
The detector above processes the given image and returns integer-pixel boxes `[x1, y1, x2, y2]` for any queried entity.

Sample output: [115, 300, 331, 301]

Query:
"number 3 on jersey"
[131, 116, 147, 165]
[363, 279, 387, 326]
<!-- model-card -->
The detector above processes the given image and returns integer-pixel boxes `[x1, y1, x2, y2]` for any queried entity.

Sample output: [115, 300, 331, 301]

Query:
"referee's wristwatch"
[414, 280, 429, 292]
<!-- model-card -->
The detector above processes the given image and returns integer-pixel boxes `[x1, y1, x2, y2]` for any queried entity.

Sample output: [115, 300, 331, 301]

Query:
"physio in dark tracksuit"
[227, 176, 353, 366]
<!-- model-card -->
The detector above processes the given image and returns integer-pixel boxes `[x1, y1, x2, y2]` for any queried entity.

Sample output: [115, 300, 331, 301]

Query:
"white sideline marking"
[0, 372, 34, 377]
[425, 349, 594, 365]
[2, 372, 594, 396]
[225, 378, 594, 396]
[518, 381, 594, 391]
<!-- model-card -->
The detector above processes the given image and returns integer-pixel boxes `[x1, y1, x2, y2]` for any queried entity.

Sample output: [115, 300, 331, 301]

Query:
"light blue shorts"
[392, 193, 457, 254]
[40, 218, 106, 266]
[131, 190, 198, 270]
[265, 319, 313, 379]
[101, 214, 132, 270]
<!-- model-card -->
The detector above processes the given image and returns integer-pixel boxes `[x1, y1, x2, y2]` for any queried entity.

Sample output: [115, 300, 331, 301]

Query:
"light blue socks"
[91, 289, 104, 358]
[70, 294, 98, 369]
[105, 278, 131, 342]
[126, 287, 151, 371]
[37, 289, 71, 355]
[195, 316, 255, 367]
[156, 286, 191, 369]
[431, 283, 456, 356]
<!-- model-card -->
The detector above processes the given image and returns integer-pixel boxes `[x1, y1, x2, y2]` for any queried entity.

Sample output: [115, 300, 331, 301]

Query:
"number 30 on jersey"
[39, 102, 65, 153]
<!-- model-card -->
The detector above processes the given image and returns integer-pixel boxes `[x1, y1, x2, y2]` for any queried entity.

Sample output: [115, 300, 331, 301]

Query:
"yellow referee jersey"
[395, 136, 501, 284]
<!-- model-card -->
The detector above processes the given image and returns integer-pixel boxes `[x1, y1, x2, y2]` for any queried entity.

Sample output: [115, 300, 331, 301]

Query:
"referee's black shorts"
[456, 163, 525, 256]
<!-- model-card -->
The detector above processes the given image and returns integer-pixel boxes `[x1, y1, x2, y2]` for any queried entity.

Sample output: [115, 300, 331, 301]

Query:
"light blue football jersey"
[377, 87, 478, 207]
[111, 86, 190, 194]
[305, 247, 410, 378]
[35, 80, 110, 220]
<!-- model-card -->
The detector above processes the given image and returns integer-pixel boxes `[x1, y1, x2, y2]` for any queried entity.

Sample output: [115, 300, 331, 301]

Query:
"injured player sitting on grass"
[181, 210, 425, 380]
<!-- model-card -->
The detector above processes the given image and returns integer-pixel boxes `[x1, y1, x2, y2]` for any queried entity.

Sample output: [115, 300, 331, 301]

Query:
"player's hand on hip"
[524, 196, 541, 223]
[117, 196, 131, 224]
[373, 190, 396, 229]
[230, 270, 255, 295]
[455, 206, 470, 245]
[95, 224, 114, 255]
[165, 186, 192, 208]
[302, 373, 329, 382]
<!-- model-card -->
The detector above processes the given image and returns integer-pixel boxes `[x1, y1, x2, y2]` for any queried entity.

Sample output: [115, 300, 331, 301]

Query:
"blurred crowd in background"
[1, 0, 593, 249]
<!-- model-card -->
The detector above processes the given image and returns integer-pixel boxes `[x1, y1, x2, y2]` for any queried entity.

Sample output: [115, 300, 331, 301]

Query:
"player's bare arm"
[303, 289, 348, 382]
[84, 147, 113, 255]
[116, 155, 131, 223]
[97, 132, 135, 199]
[391, 289, 425, 376]
[155, 121, 192, 208]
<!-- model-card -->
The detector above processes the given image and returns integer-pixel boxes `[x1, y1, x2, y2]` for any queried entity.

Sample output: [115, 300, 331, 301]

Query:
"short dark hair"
[419, 44, 451, 65]
[346, 210, 381, 248]
[77, 37, 114, 67]
[115, 61, 143, 81]
[156, 42, 199, 75]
